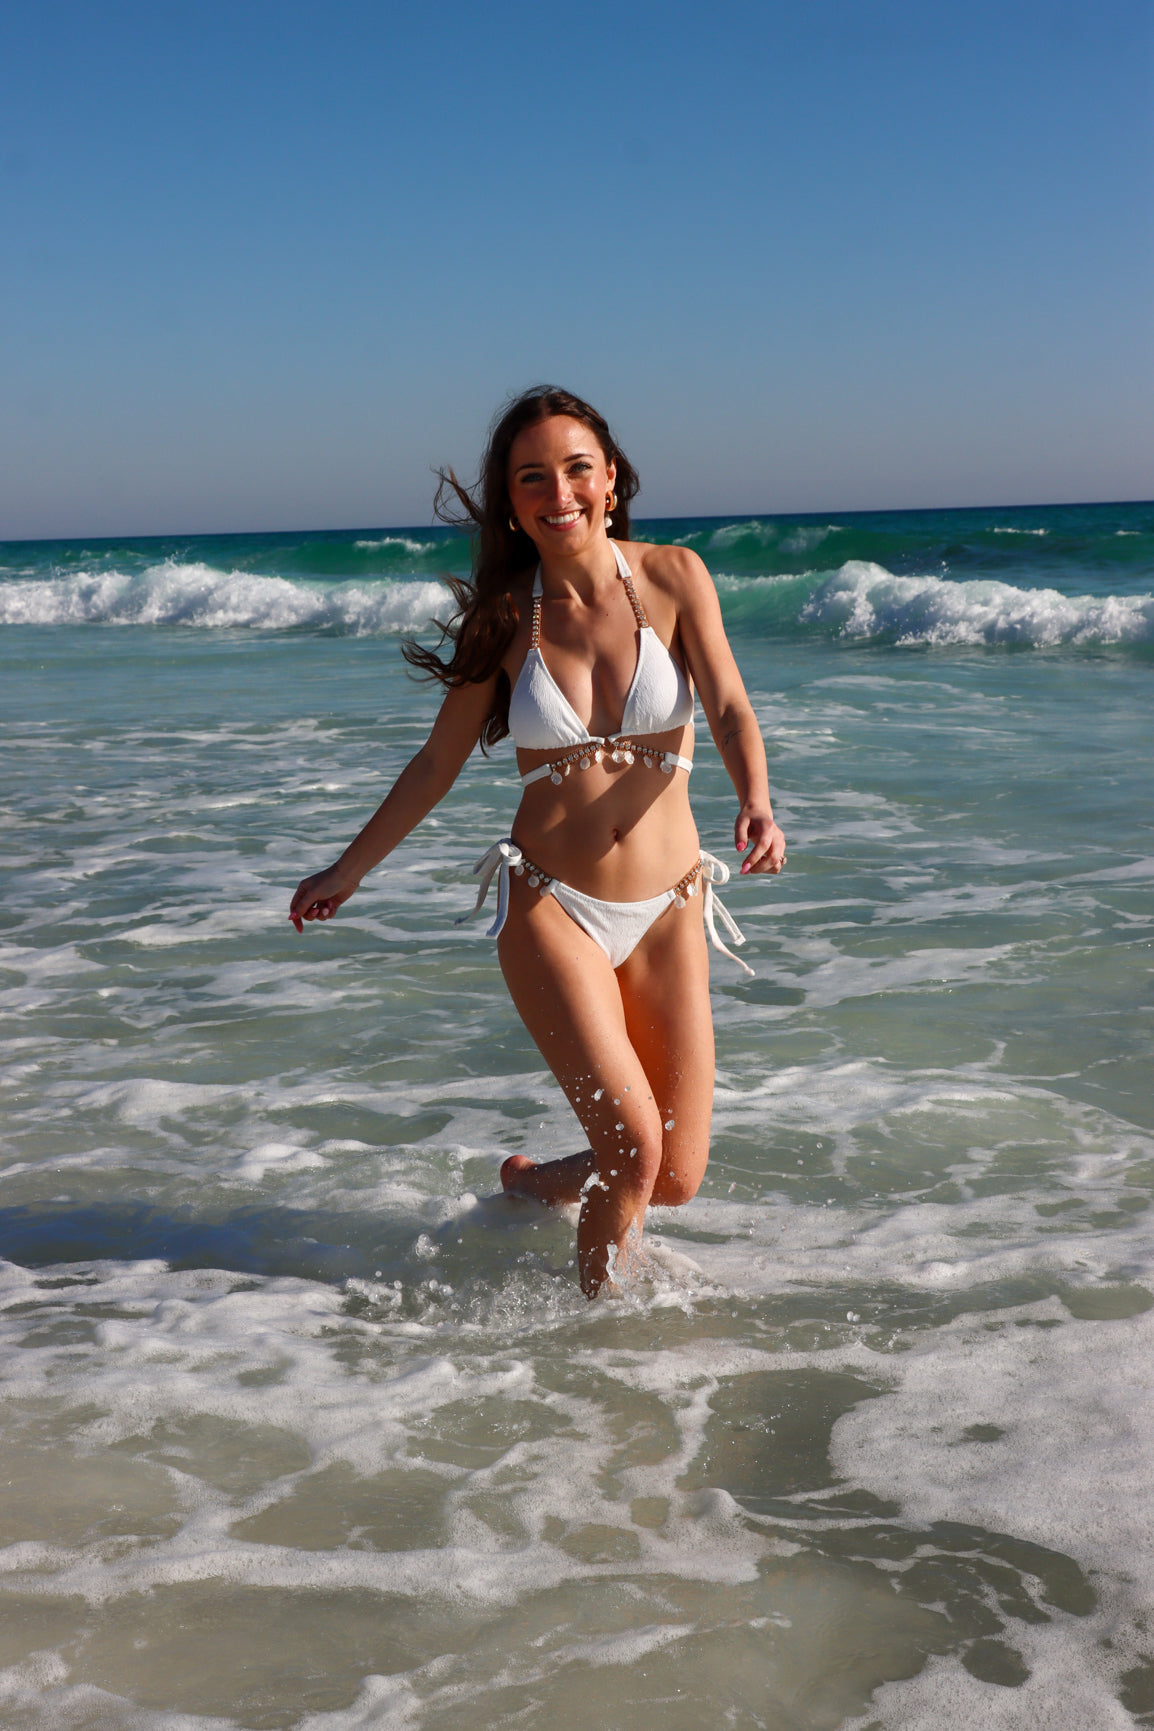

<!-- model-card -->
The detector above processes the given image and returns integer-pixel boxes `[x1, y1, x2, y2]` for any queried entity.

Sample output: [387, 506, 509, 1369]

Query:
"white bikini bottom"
[459, 839, 753, 976]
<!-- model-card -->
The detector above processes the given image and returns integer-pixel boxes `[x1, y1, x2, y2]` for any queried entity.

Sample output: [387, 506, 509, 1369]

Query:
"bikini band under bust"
[458, 839, 753, 976]
[519, 737, 694, 789]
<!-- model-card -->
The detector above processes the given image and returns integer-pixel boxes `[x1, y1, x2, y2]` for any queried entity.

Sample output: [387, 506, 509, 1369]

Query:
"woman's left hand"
[736, 811, 786, 875]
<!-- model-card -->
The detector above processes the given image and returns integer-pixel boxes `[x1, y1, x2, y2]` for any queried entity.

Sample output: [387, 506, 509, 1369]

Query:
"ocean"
[1, 499, 1152, 1728]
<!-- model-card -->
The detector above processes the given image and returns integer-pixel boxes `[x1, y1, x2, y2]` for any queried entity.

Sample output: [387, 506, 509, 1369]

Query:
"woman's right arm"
[289, 673, 499, 931]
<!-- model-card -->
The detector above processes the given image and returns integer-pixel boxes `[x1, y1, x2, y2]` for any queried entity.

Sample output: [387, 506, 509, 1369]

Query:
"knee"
[649, 1158, 704, 1209]
[650, 1170, 705, 1211]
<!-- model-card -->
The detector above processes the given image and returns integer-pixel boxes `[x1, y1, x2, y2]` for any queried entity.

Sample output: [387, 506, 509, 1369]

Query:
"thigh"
[616, 893, 715, 1207]
[496, 879, 665, 1181]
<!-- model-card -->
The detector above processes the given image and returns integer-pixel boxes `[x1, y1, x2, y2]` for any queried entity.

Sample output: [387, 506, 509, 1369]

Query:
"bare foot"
[500, 1155, 538, 1197]
[500, 1150, 596, 1208]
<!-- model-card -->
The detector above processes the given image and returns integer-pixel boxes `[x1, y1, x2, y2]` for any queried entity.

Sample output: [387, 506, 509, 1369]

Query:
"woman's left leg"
[500, 886, 716, 1251]
[615, 890, 715, 1209]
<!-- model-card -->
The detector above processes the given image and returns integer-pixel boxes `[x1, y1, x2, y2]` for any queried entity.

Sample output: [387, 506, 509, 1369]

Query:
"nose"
[544, 469, 572, 508]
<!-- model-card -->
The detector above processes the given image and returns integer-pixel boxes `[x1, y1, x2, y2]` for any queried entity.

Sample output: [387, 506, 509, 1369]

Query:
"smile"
[543, 510, 582, 526]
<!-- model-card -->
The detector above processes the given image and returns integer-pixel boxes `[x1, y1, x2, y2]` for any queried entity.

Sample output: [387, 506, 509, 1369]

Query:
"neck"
[538, 534, 620, 599]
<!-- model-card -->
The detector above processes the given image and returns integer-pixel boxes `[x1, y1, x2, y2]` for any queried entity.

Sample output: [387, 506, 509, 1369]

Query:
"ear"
[605, 457, 617, 489]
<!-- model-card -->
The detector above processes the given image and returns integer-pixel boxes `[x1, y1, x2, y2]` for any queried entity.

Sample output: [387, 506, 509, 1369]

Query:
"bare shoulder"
[622, 540, 715, 611]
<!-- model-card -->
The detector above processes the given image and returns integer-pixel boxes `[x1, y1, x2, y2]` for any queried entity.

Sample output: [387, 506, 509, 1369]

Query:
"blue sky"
[4, 0, 1152, 538]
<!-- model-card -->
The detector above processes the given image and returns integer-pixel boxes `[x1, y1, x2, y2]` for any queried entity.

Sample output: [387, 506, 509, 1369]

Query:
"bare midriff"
[513, 722, 698, 900]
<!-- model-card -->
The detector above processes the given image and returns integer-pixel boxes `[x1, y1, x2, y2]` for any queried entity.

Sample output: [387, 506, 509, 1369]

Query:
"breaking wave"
[2, 552, 1151, 651]
[0, 561, 451, 635]
[793, 560, 1154, 647]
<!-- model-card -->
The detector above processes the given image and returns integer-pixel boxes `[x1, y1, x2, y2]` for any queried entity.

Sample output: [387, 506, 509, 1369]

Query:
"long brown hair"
[402, 385, 641, 749]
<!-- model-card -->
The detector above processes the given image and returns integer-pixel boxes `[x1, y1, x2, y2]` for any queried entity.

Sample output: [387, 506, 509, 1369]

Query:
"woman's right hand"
[289, 866, 358, 933]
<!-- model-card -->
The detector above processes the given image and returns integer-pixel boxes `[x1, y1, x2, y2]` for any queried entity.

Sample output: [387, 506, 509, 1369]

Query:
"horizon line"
[3, 496, 1152, 551]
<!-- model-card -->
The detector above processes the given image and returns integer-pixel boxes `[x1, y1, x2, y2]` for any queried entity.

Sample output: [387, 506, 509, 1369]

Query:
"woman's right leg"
[496, 889, 666, 1296]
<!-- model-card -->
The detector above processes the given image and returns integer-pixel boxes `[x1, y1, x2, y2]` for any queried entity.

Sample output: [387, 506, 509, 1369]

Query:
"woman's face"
[507, 416, 617, 556]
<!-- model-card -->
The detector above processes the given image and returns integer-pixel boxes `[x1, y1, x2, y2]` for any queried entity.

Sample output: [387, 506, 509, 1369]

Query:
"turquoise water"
[1, 502, 1152, 1727]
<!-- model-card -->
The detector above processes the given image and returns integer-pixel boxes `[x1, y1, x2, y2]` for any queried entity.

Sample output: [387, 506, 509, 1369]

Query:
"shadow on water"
[0, 1199, 436, 1284]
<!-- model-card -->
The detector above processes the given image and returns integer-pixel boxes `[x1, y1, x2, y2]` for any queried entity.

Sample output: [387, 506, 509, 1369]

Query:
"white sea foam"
[0, 562, 449, 634]
[0, 1221, 1148, 1728]
[352, 537, 429, 553]
[836, 1299, 1154, 1731]
[801, 560, 1154, 646]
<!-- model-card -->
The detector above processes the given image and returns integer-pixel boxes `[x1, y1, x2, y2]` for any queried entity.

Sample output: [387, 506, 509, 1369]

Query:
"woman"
[290, 387, 785, 1297]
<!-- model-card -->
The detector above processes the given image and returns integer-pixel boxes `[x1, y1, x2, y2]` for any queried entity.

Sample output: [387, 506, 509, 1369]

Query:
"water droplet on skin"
[616, 1122, 624, 1130]
[593, 1088, 603, 1100]
[665, 1118, 676, 1130]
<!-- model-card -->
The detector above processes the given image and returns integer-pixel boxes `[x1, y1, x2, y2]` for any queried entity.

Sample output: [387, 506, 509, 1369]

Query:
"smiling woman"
[290, 385, 786, 1296]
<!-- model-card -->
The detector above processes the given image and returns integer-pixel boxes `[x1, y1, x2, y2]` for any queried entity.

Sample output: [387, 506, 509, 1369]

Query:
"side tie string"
[456, 839, 523, 938]
[699, 852, 755, 977]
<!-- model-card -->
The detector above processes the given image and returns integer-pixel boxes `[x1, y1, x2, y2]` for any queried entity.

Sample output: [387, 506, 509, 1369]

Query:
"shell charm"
[514, 863, 525, 875]
[528, 873, 540, 888]
[579, 756, 591, 771]
[550, 771, 563, 785]
[674, 894, 686, 909]
[661, 761, 673, 774]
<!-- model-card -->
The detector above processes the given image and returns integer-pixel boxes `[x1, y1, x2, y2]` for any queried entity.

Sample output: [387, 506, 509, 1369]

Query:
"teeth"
[544, 510, 581, 525]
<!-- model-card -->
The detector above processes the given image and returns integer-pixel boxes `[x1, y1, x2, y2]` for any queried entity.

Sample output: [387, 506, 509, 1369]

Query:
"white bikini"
[460, 542, 752, 975]
[508, 540, 696, 782]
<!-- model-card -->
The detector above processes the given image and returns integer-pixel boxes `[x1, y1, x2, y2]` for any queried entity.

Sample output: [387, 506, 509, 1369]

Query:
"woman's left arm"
[660, 547, 786, 876]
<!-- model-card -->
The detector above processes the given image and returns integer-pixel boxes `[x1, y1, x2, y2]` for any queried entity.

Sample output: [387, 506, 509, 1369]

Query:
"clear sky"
[4, 0, 1152, 539]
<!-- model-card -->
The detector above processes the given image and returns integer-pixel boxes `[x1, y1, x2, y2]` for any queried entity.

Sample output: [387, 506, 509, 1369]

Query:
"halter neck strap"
[610, 540, 649, 629]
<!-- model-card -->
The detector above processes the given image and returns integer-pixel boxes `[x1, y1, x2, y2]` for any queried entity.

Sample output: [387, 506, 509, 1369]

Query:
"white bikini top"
[508, 541, 695, 752]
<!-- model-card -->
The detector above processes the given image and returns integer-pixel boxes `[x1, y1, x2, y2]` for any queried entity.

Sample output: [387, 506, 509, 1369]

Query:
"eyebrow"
[513, 451, 597, 474]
